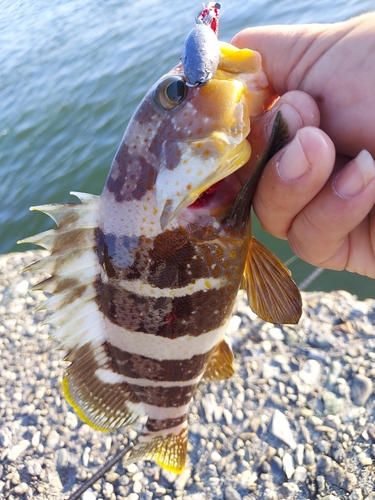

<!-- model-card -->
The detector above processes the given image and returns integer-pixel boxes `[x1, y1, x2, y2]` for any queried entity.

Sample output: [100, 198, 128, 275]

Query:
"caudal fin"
[123, 421, 188, 474]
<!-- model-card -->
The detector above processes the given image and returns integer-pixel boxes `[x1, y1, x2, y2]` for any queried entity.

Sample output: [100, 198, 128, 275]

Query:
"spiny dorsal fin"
[203, 337, 234, 381]
[244, 237, 302, 324]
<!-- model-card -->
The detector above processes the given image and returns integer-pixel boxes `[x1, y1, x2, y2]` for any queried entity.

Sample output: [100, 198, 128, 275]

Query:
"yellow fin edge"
[156, 459, 185, 474]
[62, 376, 111, 433]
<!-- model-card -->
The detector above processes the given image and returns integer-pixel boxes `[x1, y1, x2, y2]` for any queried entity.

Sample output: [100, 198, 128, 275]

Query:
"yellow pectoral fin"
[203, 337, 235, 381]
[244, 237, 302, 324]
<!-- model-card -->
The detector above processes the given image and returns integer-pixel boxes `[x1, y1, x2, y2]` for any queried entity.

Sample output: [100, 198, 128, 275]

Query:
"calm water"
[1, 0, 374, 298]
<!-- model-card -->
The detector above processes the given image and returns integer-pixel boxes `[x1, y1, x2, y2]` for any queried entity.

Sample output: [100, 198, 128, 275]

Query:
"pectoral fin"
[203, 337, 235, 381]
[244, 237, 302, 324]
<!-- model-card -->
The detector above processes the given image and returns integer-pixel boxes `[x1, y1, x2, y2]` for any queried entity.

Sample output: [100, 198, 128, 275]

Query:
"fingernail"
[333, 150, 375, 198]
[276, 134, 311, 180]
[267, 103, 303, 139]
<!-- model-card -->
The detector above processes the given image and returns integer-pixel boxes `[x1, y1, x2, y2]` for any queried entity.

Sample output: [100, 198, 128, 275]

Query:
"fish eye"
[154, 76, 187, 110]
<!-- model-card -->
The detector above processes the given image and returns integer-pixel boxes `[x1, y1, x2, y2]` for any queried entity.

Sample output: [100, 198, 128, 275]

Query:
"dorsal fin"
[203, 337, 234, 381]
[19, 195, 145, 431]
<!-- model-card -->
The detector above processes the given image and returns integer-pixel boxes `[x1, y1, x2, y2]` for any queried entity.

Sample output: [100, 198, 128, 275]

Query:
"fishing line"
[298, 267, 325, 291]
[283, 254, 299, 267]
[67, 441, 134, 500]
[283, 253, 325, 290]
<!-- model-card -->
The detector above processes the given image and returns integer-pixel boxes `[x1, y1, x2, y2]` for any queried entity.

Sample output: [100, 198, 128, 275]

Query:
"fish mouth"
[158, 138, 251, 231]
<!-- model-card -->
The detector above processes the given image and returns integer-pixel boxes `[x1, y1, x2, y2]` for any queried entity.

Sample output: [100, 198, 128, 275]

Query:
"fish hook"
[195, 2, 221, 32]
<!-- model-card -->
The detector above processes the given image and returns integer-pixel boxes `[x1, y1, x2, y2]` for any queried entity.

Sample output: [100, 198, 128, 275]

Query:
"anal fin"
[244, 237, 302, 324]
[64, 342, 143, 432]
[203, 337, 234, 381]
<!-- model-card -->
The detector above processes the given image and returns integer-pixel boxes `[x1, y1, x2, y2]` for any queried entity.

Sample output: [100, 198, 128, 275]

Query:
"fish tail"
[122, 420, 188, 474]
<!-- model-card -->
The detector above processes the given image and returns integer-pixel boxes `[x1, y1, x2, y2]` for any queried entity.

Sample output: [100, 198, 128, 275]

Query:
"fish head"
[104, 40, 274, 232]
[153, 41, 274, 230]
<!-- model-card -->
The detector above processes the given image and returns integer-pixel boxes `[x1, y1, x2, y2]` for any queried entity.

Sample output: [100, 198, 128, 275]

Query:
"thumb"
[231, 24, 324, 95]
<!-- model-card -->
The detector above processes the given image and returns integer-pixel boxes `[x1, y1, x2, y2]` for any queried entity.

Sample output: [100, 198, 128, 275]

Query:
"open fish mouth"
[158, 136, 251, 230]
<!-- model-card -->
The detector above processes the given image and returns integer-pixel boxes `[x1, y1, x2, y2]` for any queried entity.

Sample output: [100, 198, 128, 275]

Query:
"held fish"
[19, 4, 302, 474]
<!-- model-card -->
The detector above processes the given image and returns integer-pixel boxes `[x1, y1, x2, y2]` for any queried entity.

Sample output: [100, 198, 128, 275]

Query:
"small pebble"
[27, 460, 42, 476]
[210, 451, 222, 463]
[322, 390, 345, 415]
[279, 482, 299, 495]
[270, 410, 297, 450]
[349, 489, 364, 500]
[295, 443, 304, 466]
[7, 440, 30, 461]
[82, 446, 91, 467]
[13, 482, 29, 495]
[357, 451, 373, 466]
[263, 489, 277, 500]
[299, 359, 321, 386]
[46, 429, 60, 449]
[351, 374, 373, 406]
[133, 480, 142, 494]
[82, 491, 96, 500]
[102, 482, 114, 498]
[293, 466, 308, 482]
[282, 452, 295, 479]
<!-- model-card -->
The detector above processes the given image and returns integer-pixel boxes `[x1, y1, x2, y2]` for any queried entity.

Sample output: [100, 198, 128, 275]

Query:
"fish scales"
[20, 5, 302, 476]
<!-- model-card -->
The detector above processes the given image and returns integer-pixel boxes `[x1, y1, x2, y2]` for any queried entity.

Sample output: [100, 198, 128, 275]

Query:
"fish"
[19, 3, 302, 475]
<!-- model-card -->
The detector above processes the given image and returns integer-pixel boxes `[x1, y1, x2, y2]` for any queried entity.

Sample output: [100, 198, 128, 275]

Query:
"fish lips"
[156, 137, 251, 231]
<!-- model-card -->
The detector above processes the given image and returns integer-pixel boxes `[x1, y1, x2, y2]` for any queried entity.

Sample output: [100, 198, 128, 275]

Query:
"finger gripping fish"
[20, 3, 301, 475]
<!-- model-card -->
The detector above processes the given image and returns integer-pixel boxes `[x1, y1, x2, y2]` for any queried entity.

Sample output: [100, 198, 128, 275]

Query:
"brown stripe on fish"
[145, 415, 187, 433]
[95, 226, 244, 287]
[106, 342, 215, 382]
[98, 283, 238, 338]
[127, 384, 194, 408]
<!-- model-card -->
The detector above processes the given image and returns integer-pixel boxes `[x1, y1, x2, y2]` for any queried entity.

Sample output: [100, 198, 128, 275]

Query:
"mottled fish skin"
[20, 37, 301, 474]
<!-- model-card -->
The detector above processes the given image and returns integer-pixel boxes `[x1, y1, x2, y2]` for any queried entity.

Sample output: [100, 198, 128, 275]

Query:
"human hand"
[232, 12, 375, 278]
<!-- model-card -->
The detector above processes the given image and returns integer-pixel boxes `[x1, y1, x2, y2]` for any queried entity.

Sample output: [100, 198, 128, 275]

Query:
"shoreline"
[1, 250, 375, 499]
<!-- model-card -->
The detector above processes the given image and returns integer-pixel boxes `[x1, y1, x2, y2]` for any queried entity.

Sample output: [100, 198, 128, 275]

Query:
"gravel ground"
[1, 250, 375, 500]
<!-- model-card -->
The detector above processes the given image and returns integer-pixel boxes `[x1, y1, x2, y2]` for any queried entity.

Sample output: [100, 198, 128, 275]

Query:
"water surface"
[1, 0, 374, 297]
